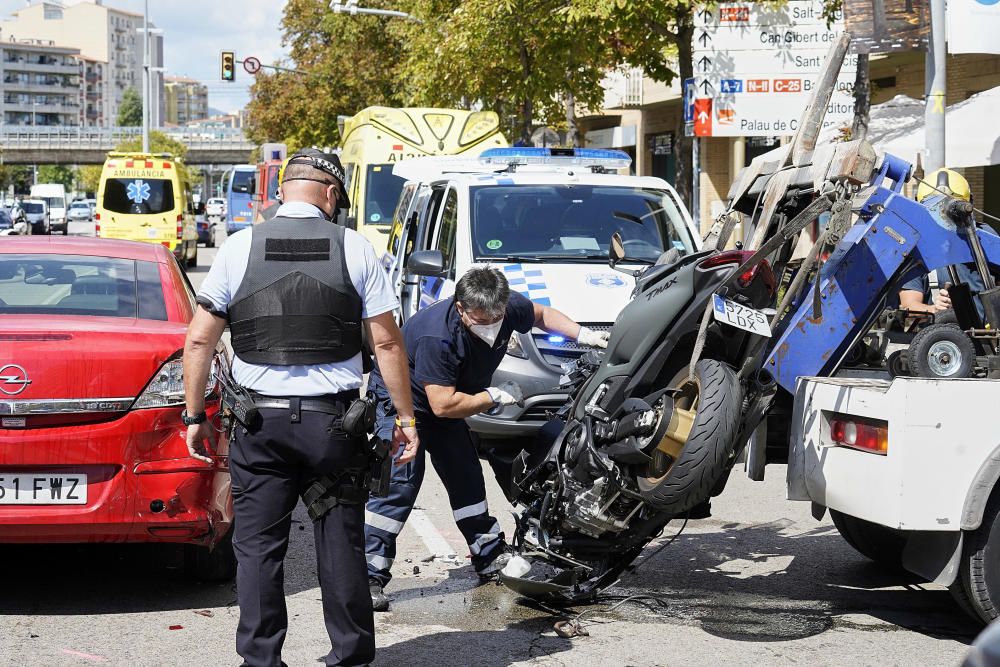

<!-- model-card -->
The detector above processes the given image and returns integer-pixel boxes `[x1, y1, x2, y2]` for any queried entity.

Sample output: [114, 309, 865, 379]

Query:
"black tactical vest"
[229, 217, 363, 365]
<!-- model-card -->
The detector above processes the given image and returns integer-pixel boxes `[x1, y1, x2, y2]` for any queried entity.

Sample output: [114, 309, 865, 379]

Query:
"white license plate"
[713, 294, 772, 337]
[0, 474, 87, 505]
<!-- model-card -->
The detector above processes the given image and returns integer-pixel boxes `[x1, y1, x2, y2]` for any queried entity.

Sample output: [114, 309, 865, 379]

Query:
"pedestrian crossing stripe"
[502, 263, 551, 306]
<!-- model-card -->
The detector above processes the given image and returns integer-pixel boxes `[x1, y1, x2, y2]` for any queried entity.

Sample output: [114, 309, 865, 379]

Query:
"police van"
[95, 152, 199, 268]
[383, 147, 699, 441]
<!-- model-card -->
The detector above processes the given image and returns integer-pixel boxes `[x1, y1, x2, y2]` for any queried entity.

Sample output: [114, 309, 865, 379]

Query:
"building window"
[44, 7, 63, 19]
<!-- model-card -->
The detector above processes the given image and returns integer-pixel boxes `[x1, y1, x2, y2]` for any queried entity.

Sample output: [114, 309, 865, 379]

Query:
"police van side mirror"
[609, 232, 626, 268]
[406, 249, 446, 277]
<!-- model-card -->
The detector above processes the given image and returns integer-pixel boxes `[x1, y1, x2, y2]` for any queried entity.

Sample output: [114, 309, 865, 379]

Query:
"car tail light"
[95, 222, 101, 235]
[829, 414, 888, 455]
[699, 250, 776, 294]
[132, 356, 217, 409]
[176, 214, 183, 239]
[95, 212, 101, 220]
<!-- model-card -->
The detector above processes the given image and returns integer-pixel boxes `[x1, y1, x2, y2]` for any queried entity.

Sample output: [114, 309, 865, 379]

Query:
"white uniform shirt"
[197, 202, 398, 396]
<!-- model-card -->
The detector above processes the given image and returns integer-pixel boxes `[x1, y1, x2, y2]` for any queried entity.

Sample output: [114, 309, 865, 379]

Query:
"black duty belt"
[248, 391, 357, 418]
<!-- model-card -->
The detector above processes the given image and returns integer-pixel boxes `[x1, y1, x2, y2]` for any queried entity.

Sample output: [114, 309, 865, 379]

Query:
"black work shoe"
[369, 578, 389, 612]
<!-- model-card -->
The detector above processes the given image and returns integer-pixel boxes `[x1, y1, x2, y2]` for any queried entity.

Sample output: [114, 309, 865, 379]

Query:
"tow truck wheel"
[830, 509, 906, 571]
[951, 491, 1000, 624]
[184, 525, 237, 582]
[908, 323, 975, 379]
[636, 359, 741, 515]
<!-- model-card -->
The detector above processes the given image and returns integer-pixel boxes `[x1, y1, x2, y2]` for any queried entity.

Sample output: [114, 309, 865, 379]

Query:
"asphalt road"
[0, 233, 980, 666]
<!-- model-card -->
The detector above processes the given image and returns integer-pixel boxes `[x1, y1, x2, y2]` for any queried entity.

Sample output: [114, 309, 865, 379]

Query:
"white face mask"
[469, 319, 504, 346]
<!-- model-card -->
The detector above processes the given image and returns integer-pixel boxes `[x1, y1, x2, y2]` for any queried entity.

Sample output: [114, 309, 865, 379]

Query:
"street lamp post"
[329, 0, 419, 21]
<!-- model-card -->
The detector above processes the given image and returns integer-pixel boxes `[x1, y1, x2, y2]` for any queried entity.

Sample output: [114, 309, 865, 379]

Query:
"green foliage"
[246, 0, 406, 149]
[36, 165, 75, 189]
[0, 165, 33, 194]
[117, 87, 142, 127]
[77, 166, 103, 194]
[395, 0, 615, 143]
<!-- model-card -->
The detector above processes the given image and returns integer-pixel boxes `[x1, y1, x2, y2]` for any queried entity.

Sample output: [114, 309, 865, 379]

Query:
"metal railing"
[0, 126, 255, 151]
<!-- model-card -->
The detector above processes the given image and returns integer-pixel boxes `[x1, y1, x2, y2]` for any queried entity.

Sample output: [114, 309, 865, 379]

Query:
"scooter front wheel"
[636, 359, 741, 515]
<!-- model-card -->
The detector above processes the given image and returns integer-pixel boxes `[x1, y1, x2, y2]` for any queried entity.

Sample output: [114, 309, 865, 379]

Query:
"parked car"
[205, 197, 226, 220]
[0, 237, 235, 580]
[21, 199, 49, 235]
[67, 200, 92, 224]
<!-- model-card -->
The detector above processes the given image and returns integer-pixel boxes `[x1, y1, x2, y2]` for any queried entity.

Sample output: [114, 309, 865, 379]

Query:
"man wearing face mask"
[364, 266, 609, 611]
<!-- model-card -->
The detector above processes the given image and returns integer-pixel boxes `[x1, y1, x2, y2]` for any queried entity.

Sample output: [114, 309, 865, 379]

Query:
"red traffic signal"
[221, 51, 235, 82]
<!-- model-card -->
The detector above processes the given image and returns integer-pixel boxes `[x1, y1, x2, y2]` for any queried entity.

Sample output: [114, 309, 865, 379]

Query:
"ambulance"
[95, 152, 199, 268]
[338, 107, 508, 246]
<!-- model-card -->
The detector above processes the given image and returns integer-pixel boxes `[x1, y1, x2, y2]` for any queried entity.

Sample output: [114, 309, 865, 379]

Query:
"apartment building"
[0, 0, 164, 127]
[0, 38, 81, 126]
[164, 75, 208, 125]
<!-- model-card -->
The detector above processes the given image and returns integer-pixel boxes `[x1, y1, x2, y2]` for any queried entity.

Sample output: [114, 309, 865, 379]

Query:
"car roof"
[406, 169, 672, 190]
[0, 236, 171, 262]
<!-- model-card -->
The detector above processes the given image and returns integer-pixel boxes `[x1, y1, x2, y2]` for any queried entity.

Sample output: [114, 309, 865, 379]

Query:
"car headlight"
[132, 356, 217, 409]
[507, 333, 528, 359]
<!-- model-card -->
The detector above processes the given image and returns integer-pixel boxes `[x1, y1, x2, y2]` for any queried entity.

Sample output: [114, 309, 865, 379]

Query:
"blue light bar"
[479, 147, 631, 169]
[548, 335, 566, 343]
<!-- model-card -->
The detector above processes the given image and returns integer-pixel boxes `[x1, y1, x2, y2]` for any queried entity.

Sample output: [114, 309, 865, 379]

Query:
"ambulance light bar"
[479, 147, 631, 170]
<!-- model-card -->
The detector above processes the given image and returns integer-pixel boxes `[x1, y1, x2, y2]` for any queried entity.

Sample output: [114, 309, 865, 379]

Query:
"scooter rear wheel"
[636, 359, 741, 515]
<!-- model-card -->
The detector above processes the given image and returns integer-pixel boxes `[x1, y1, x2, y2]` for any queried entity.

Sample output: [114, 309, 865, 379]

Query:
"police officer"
[364, 266, 609, 611]
[182, 148, 420, 667]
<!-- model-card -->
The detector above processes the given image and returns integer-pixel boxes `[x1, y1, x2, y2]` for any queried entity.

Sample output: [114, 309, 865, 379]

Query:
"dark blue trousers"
[229, 402, 374, 667]
[364, 389, 504, 586]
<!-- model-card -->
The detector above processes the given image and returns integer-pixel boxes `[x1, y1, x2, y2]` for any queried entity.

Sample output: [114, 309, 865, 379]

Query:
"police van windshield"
[471, 185, 694, 262]
[365, 164, 404, 226]
[103, 178, 175, 215]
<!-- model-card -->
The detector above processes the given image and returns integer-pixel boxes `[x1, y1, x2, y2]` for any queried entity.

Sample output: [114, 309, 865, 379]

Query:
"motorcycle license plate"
[713, 294, 772, 337]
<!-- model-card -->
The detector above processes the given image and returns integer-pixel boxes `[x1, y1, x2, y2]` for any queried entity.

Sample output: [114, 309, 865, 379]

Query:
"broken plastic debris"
[553, 620, 589, 638]
[168, 625, 184, 630]
[501, 555, 531, 578]
[437, 553, 461, 564]
[420, 555, 436, 563]
[412, 565, 420, 575]
[194, 610, 214, 618]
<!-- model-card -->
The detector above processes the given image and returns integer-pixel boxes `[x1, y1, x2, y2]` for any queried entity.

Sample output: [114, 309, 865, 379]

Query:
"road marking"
[409, 508, 463, 564]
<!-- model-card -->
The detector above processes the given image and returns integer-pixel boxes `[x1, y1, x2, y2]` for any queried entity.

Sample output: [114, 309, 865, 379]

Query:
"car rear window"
[23, 203, 43, 213]
[0, 254, 168, 320]
[102, 178, 175, 215]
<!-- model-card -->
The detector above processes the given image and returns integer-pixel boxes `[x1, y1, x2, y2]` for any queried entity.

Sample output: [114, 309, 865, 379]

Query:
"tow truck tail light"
[132, 355, 218, 410]
[829, 414, 888, 455]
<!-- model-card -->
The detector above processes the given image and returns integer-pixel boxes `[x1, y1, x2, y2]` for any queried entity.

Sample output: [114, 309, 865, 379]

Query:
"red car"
[0, 236, 234, 580]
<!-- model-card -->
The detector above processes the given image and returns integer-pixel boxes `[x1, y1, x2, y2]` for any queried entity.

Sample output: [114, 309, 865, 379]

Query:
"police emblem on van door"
[586, 273, 626, 288]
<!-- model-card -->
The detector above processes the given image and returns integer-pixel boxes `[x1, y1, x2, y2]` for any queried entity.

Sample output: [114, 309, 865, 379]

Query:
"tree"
[118, 87, 142, 127]
[0, 165, 33, 194]
[565, 1, 696, 209]
[396, 0, 615, 144]
[246, 0, 406, 149]
[77, 165, 102, 194]
[36, 165, 75, 188]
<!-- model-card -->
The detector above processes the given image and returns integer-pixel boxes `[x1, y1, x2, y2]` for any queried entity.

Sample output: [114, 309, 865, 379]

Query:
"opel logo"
[0, 364, 31, 396]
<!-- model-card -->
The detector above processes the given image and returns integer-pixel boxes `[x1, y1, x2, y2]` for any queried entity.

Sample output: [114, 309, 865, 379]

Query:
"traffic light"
[221, 51, 235, 82]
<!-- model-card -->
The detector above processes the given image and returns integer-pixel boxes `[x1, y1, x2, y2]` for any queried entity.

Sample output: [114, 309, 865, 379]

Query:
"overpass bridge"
[0, 127, 256, 165]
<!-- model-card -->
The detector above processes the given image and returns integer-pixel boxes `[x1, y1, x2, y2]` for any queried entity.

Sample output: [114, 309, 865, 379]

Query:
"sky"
[0, 0, 290, 113]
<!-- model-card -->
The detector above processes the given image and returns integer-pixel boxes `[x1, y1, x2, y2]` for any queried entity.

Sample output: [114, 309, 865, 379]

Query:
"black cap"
[285, 148, 350, 210]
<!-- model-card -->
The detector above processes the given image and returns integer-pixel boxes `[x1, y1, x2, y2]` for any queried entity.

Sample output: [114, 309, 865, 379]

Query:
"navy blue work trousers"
[229, 400, 374, 667]
[363, 388, 504, 585]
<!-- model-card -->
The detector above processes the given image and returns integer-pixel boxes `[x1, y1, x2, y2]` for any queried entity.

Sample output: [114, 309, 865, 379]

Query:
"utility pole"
[925, 0, 946, 172]
[141, 0, 149, 153]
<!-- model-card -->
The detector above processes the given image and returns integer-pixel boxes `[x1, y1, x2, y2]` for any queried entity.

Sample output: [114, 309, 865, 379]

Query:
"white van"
[30, 183, 67, 235]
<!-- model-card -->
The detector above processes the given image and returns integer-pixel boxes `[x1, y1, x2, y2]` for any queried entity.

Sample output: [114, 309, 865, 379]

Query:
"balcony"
[600, 67, 645, 110]
[3, 59, 81, 76]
